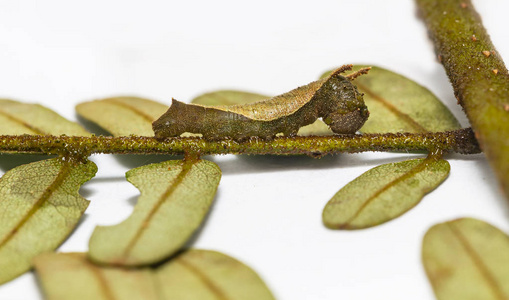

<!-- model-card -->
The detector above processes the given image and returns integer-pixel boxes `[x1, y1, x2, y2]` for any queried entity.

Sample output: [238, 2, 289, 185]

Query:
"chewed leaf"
[34, 250, 275, 300]
[34, 252, 158, 300]
[0, 158, 97, 284]
[88, 159, 221, 266]
[76, 97, 168, 136]
[192, 90, 270, 106]
[321, 65, 461, 133]
[423, 218, 509, 300]
[191, 89, 334, 136]
[0, 99, 90, 136]
[156, 249, 275, 300]
[323, 158, 449, 229]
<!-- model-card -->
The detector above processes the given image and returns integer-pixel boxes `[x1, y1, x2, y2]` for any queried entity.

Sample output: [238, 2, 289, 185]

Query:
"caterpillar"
[153, 65, 370, 140]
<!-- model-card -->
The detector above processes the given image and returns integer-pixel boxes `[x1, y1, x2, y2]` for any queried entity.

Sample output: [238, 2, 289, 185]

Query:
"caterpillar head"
[320, 73, 369, 134]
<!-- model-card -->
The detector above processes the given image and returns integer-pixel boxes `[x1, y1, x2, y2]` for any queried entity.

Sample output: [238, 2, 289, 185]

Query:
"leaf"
[191, 90, 270, 106]
[34, 252, 159, 300]
[76, 97, 168, 136]
[422, 218, 509, 300]
[0, 99, 90, 136]
[0, 158, 97, 284]
[34, 250, 275, 300]
[321, 65, 461, 133]
[88, 159, 222, 266]
[156, 249, 275, 300]
[296, 119, 334, 136]
[191, 90, 334, 136]
[322, 157, 450, 229]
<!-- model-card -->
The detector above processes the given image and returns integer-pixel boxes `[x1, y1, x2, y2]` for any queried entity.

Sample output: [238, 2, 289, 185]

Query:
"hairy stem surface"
[417, 0, 509, 198]
[0, 128, 479, 158]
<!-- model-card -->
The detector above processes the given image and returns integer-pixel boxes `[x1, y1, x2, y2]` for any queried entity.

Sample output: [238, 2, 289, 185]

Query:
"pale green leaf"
[191, 90, 269, 106]
[34, 250, 275, 300]
[88, 159, 221, 266]
[296, 119, 334, 136]
[76, 97, 168, 136]
[0, 158, 97, 284]
[191, 89, 334, 136]
[321, 65, 461, 133]
[156, 249, 275, 300]
[323, 158, 449, 229]
[0, 99, 90, 136]
[34, 252, 158, 300]
[422, 218, 509, 300]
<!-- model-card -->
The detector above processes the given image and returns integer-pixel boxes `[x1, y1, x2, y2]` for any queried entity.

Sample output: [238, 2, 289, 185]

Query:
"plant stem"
[416, 0, 509, 198]
[0, 128, 479, 157]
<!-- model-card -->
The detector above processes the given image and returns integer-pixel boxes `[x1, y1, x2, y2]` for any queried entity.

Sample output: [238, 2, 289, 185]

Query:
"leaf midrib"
[176, 257, 230, 300]
[447, 222, 506, 300]
[341, 158, 430, 228]
[0, 109, 44, 134]
[120, 161, 195, 261]
[86, 260, 117, 300]
[0, 161, 70, 248]
[356, 81, 428, 133]
[104, 99, 156, 123]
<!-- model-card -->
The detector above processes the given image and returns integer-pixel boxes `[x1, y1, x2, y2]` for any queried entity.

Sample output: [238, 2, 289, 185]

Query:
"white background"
[1, 1, 509, 299]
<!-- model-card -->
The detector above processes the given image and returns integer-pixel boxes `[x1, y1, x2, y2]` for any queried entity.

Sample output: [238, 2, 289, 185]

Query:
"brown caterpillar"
[153, 65, 370, 140]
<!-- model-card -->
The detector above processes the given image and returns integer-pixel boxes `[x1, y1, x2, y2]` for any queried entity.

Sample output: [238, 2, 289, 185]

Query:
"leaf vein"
[85, 259, 118, 300]
[120, 160, 195, 260]
[104, 99, 156, 123]
[176, 258, 230, 300]
[448, 222, 506, 300]
[342, 158, 429, 228]
[0, 109, 44, 134]
[0, 162, 70, 248]
[356, 82, 428, 133]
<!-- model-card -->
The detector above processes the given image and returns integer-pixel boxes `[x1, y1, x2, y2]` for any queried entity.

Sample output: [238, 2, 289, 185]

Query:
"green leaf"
[323, 157, 450, 229]
[88, 159, 222, 266]
[321, 65, 461, 133]
[422, 218, 509, 300]
[76, 97, 168, 136]
[191, 90, 269, 106]
[296, 119, 334, 136]
[0, 158, 97, 284]
[156, 249, 275, 300]
[0, 99, 90, 136]
[191, 89, 334, 136]
[34, 250, 275, 300]
[34, 252, 158, 300]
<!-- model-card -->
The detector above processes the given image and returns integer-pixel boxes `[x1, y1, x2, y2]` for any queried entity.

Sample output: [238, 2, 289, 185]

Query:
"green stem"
[416, 0, 509, 198]
[0, 128, 479, 157]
